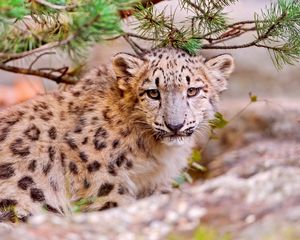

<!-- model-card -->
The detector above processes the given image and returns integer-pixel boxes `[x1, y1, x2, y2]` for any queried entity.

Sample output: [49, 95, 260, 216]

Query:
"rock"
[201, 99, 300, 164]
[1, 138, 299, 239]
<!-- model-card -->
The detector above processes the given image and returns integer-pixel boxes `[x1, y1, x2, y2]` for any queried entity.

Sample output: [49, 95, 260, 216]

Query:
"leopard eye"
[146, 89, 160, 100]
[187, 87, 201, 98]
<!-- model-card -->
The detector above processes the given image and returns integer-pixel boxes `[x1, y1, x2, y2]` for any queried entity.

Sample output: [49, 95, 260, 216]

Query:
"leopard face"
[113, 48, 234, 146]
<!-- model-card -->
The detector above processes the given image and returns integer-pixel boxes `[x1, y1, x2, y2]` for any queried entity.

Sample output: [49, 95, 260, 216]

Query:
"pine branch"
[200, 0, 300, 68]
[201, 19, 280, 49]
[119, 0, 164, 18]
[0, 62, 76, 84]
[1, 35, 75, 64]
[133, 0, 300, 67]
[33, 0, 77, 11]
[0, 0, 138, 84]
[123, 35, 146, 55]
[1, 0, 299, 85]
[29, 51, 55, 69]
[109, 21, 258, 43]
[0, 0, 164, 84]
[105, 32, 158, 41]
[201, 20, 259, 38]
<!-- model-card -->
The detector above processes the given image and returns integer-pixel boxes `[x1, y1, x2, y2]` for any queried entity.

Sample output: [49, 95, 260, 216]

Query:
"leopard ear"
[205, 54, 234, 92]
[112, 53, 144, 78]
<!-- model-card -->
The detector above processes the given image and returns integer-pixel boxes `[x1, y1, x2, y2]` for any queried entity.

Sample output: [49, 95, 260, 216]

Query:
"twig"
[201, 20, 259, 38]
[1, 35, 75, 63]
[107, 24, 257, 46]
[202, 42, 255, 49]
[39, 66, 69, 76]
[227, 101, 253, 123]
[201, 13, 286, 50]
[117, 20, 261, 49]
[0, 63, 76, 84]
[1, 13, 102, 65]
[203, 26, 256, 45]
[105, 32, 158, 41]
[184, 0, 207, 16]
[119, 0, 165, 18]
[29, 52, 55, 69]
[1, 12, 102, 64]
[0, 0, 164, 84]
[34, 0, 77, 11]
[123, 35, 145, 56]
[211, 26, 256, 41]
[254, 44, 282, 51]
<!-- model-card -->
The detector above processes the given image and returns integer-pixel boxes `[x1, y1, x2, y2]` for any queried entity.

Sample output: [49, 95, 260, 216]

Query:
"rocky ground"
[0, 100, 299, 240]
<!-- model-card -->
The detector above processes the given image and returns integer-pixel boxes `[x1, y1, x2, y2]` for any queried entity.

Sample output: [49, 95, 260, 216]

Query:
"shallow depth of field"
[0, 0, 299, 239]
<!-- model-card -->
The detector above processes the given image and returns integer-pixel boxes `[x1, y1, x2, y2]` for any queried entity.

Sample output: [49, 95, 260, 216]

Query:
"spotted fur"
[0, 48, 234, 223]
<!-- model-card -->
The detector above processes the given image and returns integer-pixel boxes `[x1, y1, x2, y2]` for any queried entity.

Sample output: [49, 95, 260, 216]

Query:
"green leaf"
[188, 150, 206, 171]
[249, 92, 257, 102]
[189, 149, 202, 163]
[209, 112, 228, 129]
[71, 197, 96, 212]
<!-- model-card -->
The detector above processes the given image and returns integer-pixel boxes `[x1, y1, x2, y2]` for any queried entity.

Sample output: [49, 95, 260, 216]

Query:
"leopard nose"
[165, 122, 184, 133]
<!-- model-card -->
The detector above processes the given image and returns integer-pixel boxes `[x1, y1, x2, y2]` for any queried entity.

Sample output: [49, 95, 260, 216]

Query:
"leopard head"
[112, 48, 234, 146]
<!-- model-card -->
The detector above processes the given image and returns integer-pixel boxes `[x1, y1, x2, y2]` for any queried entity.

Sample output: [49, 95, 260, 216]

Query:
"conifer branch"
[0, 62, 76, 84]
[0, 0, 162, 84]
[29, 51, 55, 69]
[1, 36, 75, 64]
[33, 0, 77, 11]
[123, 35, 146, 56]
[0, 0, 299, 83]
